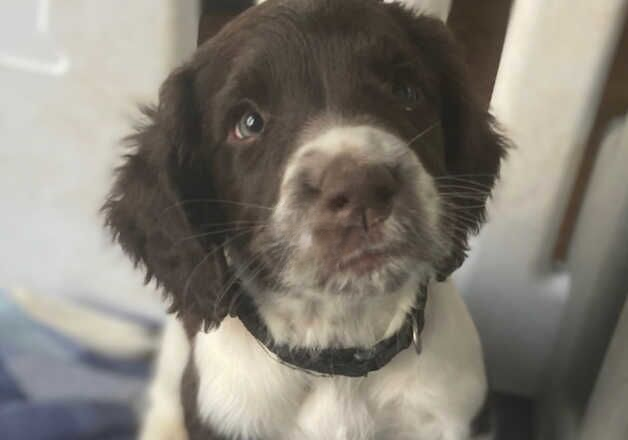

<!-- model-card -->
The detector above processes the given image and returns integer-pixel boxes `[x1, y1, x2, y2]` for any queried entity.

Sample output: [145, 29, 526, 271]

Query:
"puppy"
[104, 0, 507, 438]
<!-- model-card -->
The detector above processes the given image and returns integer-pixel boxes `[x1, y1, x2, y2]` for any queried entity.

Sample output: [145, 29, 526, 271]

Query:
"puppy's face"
[105, 0, 507, 328]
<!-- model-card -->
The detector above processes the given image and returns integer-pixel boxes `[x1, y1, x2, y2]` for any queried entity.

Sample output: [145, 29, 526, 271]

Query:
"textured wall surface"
[0, 0, 197, 316]
[455, 0, 628, 395]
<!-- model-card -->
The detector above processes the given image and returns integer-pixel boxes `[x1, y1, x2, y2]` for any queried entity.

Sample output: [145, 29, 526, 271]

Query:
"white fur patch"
[141, 280, 489, 440]
[256, 272, 424, 349]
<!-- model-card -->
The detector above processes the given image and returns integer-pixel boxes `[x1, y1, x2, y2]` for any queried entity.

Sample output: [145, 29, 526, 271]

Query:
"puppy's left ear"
[389, 7, 509, 278]
[103, 64, 232, 333]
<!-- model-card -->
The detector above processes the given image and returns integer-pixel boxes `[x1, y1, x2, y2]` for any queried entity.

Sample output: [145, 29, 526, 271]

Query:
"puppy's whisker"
[440, 193, 487, 200]
[158, 198, 273, 218]
[199, 220, 268, 228]
[437, 185, 493, 194]
[405, 121, 439, 147]
[441, 201, 489, 208]
[175, 226, 261, 245]
[217, 240, 291, 317]
[437, 179, 498, 191]
[215, 251, 266, 317]
[440, 200, 489, 211]
[439, 221, 479, 237]
[435, 205, 485, 225]
[181, 228, 257, 307]
[434, 172, 500, 179]
[438, 191, 492, 198]
[440, 214, 483, 229]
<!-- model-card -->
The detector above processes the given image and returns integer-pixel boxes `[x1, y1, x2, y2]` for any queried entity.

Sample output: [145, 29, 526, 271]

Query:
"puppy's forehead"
[202, 0, 423, 114]
[247, 0, 401, 33]
[217, 0, 411, 66]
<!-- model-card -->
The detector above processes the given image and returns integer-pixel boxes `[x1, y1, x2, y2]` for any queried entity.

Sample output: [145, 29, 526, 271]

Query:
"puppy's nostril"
[328, 194, 350, 211]
[374, 185, 395, 205]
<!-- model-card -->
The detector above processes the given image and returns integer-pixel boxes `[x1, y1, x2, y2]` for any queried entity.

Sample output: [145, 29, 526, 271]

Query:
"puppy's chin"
[279, 255, 428, 297]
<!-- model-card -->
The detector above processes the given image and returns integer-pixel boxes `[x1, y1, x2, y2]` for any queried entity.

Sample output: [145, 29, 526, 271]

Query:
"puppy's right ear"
[103, 65, 232, 333]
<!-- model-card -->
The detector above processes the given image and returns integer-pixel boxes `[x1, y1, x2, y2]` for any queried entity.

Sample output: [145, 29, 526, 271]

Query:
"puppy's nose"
[320, 155, 398, 230]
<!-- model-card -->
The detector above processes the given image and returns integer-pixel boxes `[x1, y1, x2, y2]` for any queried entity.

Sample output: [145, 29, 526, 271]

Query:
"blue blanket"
[0, 290, 157, 440]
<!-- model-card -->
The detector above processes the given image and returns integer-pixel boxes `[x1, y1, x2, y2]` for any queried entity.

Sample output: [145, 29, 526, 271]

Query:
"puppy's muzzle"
[303, 154, 399, 232]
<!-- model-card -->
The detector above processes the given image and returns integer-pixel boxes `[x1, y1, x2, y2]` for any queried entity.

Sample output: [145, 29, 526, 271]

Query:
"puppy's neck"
[253, 275, 423, 349]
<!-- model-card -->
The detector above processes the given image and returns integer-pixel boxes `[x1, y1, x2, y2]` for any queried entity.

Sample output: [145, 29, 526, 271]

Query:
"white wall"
[538, 113, 628, 439]
[455, 0, 628, 395]
[0, 0, 197, 316]
[580, 288, 628, 440]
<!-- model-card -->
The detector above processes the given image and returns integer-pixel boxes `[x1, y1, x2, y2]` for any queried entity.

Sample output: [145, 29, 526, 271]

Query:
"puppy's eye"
[393, 83, 421, 109]
[233, 111, 265, 140]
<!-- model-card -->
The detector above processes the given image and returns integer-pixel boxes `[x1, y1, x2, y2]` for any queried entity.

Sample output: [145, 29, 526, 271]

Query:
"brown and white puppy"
[104, 0, 507, 438]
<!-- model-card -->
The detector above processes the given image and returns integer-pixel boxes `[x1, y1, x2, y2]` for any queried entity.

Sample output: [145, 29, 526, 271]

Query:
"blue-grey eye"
[234, 111, 265, 140]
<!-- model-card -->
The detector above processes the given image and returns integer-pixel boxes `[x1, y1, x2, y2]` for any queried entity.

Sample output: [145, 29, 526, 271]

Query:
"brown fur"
[103, 0, 507, 334]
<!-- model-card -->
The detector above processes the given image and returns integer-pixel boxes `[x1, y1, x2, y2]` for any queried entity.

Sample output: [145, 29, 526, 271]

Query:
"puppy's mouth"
[333, 245, 404, 276]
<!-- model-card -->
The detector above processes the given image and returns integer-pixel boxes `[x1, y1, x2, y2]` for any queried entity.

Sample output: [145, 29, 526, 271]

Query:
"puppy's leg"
[139, 316, 190, 440]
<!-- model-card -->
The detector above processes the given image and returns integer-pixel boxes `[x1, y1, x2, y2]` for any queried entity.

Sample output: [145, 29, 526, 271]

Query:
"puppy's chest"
[286, 377, 430, 440]
[291, 381, 380, 439]
[197, 366, 434, 440]
[192, 323, 443, 440]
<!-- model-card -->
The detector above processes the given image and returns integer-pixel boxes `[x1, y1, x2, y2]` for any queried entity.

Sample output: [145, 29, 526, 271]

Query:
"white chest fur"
[190, 280, 488, 440]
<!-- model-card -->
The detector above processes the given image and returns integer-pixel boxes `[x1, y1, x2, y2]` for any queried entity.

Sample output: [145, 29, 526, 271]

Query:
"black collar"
[233, 283, 429, 378]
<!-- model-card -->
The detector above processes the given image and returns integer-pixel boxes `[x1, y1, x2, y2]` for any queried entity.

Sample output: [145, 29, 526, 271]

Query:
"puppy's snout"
[316, 155, 398, 230]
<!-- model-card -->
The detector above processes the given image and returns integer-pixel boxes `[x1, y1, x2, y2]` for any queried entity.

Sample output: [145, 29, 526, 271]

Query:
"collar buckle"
[411, 313, 423, 355]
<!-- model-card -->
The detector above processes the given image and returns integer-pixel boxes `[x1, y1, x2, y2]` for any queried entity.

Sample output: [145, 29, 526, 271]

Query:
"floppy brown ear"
[389, 8, 509, 278]
[103, 65, 231, 332]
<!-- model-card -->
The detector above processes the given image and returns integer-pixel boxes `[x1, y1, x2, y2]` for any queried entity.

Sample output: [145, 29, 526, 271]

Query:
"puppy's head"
[104, 0, 507, 330]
